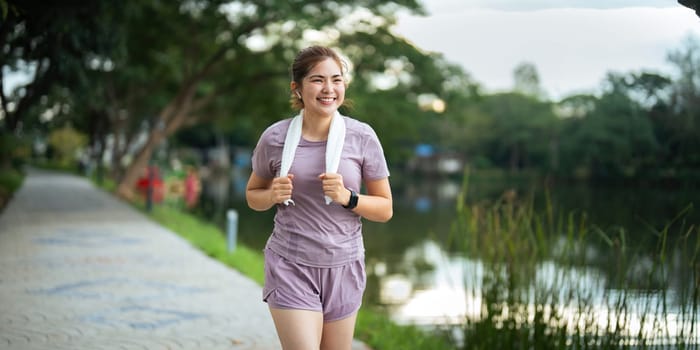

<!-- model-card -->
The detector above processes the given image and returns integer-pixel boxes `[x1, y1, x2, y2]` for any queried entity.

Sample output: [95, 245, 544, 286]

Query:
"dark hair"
[290, 46, 349, 110]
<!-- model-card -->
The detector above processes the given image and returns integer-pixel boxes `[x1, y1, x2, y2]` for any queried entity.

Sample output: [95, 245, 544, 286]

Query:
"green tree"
[625, 72, 673, 176]
[679, 0, 700, 17]
[0, 0, 123, 134]
[7, 0, 453, 197]
[428, 67, 484, 163]
[0, 0, 16, 20]
[337, 28, 471, 165]
[95, 0, 435, 199]
[47, 124, 87, 167]
[666, 35, 700, 170]
[512, 62, 544, 99]
[559, 73, 658, 178]
[466, 92, 557, 172]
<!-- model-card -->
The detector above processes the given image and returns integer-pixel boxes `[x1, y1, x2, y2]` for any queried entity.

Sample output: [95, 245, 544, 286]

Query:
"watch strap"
[343, 189, 358, 209]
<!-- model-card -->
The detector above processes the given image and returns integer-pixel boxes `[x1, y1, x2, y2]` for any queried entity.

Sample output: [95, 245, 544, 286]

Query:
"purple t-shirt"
[252, 116, 390, 267]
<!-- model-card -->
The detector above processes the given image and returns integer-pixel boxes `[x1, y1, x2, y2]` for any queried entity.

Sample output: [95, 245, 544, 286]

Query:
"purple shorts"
[262, 248, 366, 322]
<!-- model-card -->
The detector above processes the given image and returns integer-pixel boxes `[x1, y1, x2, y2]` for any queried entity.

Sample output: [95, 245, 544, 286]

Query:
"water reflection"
[373, 239, 699, 345]
[371, 241, 483, 325]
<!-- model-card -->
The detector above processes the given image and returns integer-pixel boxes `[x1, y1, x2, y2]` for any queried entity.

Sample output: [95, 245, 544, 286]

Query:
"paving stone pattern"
[0, 170, 370, 350]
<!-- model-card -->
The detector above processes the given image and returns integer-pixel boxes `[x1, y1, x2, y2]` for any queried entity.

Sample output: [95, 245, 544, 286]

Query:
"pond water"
[197, 166, 699, 344]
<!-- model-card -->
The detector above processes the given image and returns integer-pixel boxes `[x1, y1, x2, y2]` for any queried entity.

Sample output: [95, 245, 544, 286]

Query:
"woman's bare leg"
[269, 308, 324, 350]
[320, 312, 358, 350]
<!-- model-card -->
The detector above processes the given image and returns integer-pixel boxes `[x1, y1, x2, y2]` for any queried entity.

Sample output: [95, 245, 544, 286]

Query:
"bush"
[0, 168, 24, 211]
[47, 125, 87, 167]
[0, 132, 30, 169]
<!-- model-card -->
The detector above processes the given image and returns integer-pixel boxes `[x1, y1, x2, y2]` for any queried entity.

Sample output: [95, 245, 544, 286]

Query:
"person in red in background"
[184, 166, 201, 209]
[136, 165, 165, 204]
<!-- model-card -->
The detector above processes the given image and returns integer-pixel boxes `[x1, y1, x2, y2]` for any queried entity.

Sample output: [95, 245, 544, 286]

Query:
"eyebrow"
[307, 74, 343, 79]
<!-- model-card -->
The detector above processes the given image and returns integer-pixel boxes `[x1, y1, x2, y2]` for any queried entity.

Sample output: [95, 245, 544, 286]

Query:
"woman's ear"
[290, 81, 301, 99]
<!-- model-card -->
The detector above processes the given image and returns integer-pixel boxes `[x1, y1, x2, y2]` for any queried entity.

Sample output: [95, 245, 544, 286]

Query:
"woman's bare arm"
[246, 172, 294, 211]
[352, 177, 393, 223]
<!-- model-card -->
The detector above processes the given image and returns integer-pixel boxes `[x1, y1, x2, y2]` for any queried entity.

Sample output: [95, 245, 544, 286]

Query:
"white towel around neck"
[279, 109, 346, 206]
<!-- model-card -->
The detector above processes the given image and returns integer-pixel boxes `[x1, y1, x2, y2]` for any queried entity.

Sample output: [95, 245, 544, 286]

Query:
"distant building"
[407, 143, 464, 175]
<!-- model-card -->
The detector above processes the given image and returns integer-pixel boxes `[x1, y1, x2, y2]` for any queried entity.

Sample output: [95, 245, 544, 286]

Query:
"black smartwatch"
[343, 189, 359, 209]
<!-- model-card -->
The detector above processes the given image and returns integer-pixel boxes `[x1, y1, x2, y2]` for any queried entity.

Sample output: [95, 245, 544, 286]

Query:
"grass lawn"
[0, 168, 24, 212]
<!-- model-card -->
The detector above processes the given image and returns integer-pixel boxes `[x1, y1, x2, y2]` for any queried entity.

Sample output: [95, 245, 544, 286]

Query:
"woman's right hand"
[270, 174, 294, 205]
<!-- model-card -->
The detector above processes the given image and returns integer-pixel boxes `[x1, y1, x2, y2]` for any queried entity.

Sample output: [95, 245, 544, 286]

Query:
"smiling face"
[292, 57, 346, 119]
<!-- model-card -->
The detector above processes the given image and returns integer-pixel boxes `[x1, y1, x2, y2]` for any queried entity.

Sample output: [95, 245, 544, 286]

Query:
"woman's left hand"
[319, 173, 350, 205]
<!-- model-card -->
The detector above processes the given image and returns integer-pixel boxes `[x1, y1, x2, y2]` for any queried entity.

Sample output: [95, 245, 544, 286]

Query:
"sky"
[391, 0, 700, 100]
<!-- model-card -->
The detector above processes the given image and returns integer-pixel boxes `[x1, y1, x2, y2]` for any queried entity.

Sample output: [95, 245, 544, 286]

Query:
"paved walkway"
[0, 169, 370, 350]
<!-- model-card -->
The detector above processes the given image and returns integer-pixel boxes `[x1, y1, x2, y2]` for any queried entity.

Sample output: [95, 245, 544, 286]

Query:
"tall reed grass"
[448, 174, 698, 349]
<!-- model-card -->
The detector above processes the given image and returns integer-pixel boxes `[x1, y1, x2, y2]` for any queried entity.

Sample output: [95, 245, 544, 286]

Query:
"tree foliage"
[469, 92, 557, 172]
[666, 36, 700, 168]
[47, 124, 87, 167]
[13, 0, 434, 198]
[558, 73, 658, 178]
[4, 1, 700, 186]
[679, 0, 700, 17]
[0, 0, 124, 133]
[512, 62, 543, 98]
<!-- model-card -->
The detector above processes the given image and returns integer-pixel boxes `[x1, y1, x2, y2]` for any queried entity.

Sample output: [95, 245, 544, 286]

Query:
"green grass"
[0, 168, 24, 192]
[0, 167, 24, 211]
[356, 311, 454, 349]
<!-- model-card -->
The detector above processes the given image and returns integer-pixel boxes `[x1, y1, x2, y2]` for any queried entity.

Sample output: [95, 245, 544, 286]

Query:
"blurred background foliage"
[1, 0, 699, 192]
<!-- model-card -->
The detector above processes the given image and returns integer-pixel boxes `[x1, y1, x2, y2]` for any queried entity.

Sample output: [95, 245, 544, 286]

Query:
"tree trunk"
[113, 45, 223, 200]
[3, 60, 54, 134]
[109, 114, 127, 180]
[115, 129, 165, 200]
[117, 106, 191, 200]
[91, 109, 111, 185]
